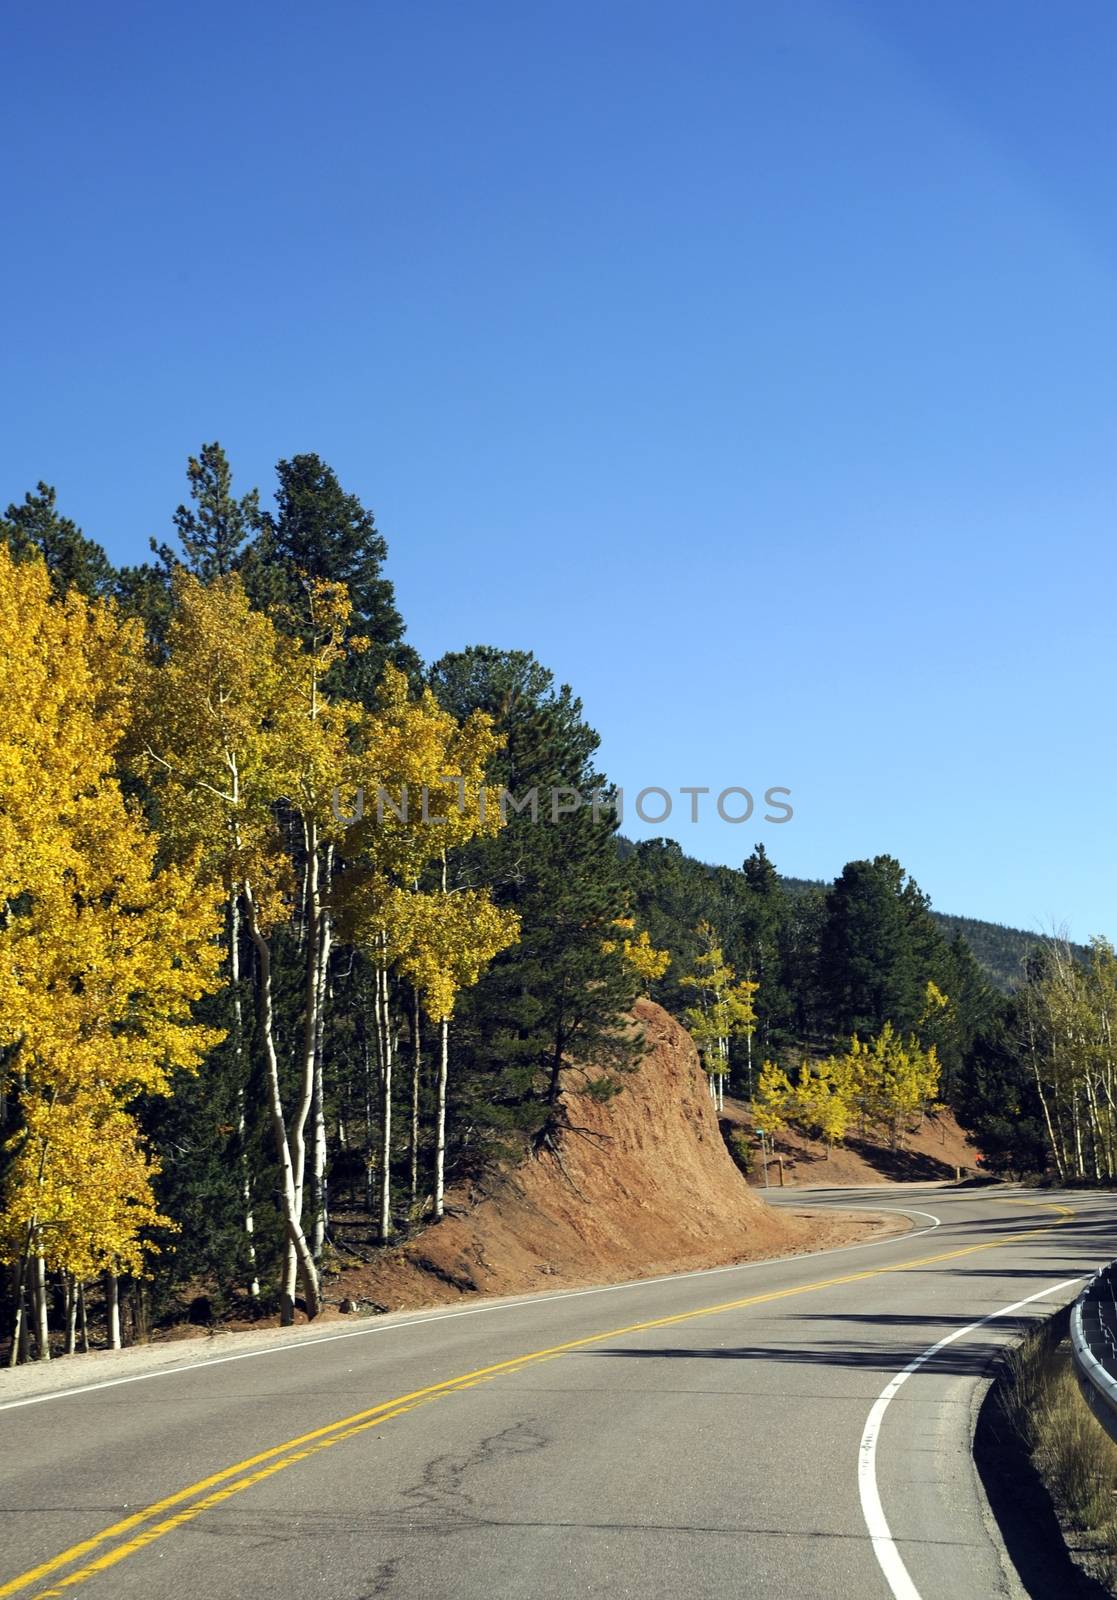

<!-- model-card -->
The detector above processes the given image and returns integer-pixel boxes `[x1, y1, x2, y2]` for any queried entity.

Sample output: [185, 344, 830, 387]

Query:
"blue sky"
[3, 1, 1115, 939]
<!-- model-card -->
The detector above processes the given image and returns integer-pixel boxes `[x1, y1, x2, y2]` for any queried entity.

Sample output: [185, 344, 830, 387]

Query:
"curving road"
[1, 1186, 1115, 1600]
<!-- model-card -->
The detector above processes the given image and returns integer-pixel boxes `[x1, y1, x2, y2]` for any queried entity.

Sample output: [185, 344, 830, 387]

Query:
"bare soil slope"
[335, 1000, 888, 1314]
[721, 1096, 980, 1188]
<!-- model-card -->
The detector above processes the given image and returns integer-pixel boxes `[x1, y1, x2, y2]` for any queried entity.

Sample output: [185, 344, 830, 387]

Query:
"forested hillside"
[780, 877, 1066, 993]
[1, 445, 1114, 1365]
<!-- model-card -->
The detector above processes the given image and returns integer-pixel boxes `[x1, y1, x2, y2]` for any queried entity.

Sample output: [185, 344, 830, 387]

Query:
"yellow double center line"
[1, 1203, 1076, 1599]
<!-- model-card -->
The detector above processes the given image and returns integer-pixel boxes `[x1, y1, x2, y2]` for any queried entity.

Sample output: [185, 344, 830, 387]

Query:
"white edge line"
[0, 1205, 943, 1413]
[857, 1274, 1083, 1600]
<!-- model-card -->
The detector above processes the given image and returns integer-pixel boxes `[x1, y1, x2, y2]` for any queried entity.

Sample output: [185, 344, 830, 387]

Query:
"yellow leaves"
[680, 920, 756, 1077]
[753, 1059, 794, 1135]
[344, 664, 504, 882]
[381, 886, 520, 1022]
[790, 1056, 853, 1146]
[0, 1090, 171, 1278]
[340, 666, 518, 1011]
[751, 1019, 940, 1153]
[0, 550, 224, 1275]
[601, 918, 670, 985]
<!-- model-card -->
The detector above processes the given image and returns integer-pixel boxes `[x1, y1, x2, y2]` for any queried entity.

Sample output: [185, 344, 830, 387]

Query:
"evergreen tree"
[737, 842, 791, 1052]
[818, 857, 926, 1038]
[429, 647, 642, 1156]
[0, 483, 114, 599]
[243, 453, 417, 695]
[155, 441, 259, 579]
[952, 996, 1049, 1176]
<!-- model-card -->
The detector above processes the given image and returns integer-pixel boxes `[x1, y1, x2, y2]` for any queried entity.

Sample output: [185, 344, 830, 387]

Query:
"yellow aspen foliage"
[791, 1057, 853, 1147]
[680, 922, 757, 1103]
[0, 548, 224, 1280]
[337, 666, 520, 1230]
[0, 1091, 170, 1279]
[840, 1023, 941, 1150]
[383, 886, 520, 1025]
[342, 663, 506, 881]
[601, 917, 670, 988]
[134, 571, 360, 923]
[753, 1059, 794, 1136]
[338, 661, 515, 980]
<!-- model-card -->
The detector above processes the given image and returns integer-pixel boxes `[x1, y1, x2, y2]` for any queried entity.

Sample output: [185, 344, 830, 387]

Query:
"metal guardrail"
[1070, 1263, 1117, 1446]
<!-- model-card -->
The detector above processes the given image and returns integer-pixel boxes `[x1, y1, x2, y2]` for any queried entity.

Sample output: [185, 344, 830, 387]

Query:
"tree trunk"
[8, 1261, 25, 1368]
[410, 988, 421, 1208]
[244, 878, 320, 1324]
[363, 1028, 375, 1215]
[229, 894, 260, 1299]
[310, 849, 332, 1258]
[434, 1017, 449, 1221]
[64, 1274, 77, 1355]
[106, 1273, 121, 1350]
[77, 1280, 88, 1352]
[32, 1254, 50, 1361]
[294, 830, 321, 1268]
[377, 948, 394, 1245]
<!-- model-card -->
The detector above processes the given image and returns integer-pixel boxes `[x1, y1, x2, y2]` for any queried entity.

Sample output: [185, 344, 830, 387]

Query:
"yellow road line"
[3, 1202, 1076, 1600]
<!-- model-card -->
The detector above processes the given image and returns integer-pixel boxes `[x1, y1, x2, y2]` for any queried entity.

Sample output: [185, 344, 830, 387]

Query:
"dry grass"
[1003, 1321, 1117, 1586]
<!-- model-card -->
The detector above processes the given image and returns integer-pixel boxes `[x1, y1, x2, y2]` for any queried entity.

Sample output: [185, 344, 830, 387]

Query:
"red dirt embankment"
[333, 999, 895, 1314]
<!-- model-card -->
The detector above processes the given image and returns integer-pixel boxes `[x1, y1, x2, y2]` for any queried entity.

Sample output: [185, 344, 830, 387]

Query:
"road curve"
[1, 1186, 1114, 1600]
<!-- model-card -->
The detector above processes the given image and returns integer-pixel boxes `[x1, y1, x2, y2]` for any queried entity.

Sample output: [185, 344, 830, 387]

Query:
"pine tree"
[818, 857, 925, 1038]
[156, 441, 259, 579]
[243, 453, 418, 697]
[0, 483, 114, 599]
[428, 647, 643, 1151]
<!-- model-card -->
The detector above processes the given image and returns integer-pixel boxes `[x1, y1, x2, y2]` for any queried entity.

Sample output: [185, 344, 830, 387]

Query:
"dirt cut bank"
[336, 998, 897, 1314]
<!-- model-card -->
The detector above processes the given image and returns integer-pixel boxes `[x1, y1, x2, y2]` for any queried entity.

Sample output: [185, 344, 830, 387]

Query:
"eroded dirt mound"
[335, 999, 882, 1314]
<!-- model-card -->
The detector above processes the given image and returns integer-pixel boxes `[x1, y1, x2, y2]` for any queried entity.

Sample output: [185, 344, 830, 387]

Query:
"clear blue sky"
[3, 1, 1115, 940]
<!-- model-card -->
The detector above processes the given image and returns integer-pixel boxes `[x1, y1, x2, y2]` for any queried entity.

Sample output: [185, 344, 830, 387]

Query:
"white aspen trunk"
[1085, 1074, 1103, 1181]
[410, 989, 421, 1208]
[33, 1255, 50, 1361]
[229, 893, 260, 1299]
[378, 947, 394, 1244]
[106, 1273, 121, 1350]
[310, 849, 332, 1258]
[363, 1031, 375, 1215]
[8, 1261, 25, 1368]
[434, 1016, 449, 1222]
[1072, 1091, 1084, 1180]
[245, 879, 320, 1324]
[293, 829, 319, 1254]
[77, 1280, 88, 1352]
[64, 1274, 77, 1355]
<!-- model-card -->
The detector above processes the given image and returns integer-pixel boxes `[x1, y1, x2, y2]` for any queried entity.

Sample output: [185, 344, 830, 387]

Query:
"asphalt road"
[2, 1185, 1115, 1600]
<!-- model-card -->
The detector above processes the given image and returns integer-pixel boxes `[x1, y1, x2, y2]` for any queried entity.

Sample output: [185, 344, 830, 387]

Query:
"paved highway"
[1, 1186, 1114, 1600]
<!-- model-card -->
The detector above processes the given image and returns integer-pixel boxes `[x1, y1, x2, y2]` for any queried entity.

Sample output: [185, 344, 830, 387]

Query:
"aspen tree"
[681, 923, 758, 1110]
[383, 877, 518, 1220]
[135, 572, 360, 1322]
[338, 666, 515, 1239]
[0, 549, 223, 1360]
